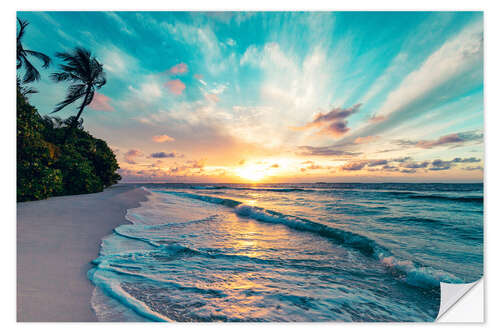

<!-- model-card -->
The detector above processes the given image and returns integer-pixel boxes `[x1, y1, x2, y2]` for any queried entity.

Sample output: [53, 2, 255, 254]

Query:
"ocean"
[88, 183, 483, 322]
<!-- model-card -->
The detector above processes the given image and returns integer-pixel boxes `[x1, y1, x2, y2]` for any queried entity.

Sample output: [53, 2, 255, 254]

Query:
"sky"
[17, 11, 484, 183]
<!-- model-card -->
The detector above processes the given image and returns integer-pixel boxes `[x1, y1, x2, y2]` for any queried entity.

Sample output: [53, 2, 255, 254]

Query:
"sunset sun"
[236, 164, 267, 182]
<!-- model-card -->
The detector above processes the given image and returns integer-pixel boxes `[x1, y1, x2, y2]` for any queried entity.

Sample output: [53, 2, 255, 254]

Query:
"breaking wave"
[152, 190, 462, 289]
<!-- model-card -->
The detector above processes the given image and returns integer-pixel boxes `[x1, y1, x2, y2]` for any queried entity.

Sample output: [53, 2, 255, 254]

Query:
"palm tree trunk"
[63, 86, 90, 143]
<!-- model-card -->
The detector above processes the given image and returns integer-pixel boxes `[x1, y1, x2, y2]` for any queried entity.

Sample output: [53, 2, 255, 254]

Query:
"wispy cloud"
[89, 92, 114, 111]
[129, 80, 163, 100]
[295, 104, 362, 137]
[339, 156, 481, 173]
[152, 134, 175, 143]
[354, 136, 379, 144]
[341, 161, 368, 171]
[104, 12, 136, 36]
[99, 45, 137, 78]
[165, 79, 186, 95]
[296, 145, 361, 157]
[394, 131, 483, 149]
[169, 62, 188, 74]
[336, 20, 483, 146]
[123, 149, 143, 164]
[149, 151, 181, 158]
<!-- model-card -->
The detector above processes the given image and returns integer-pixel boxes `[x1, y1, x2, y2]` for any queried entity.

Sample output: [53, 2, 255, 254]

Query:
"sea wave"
[186, 186, 484, 203]
[191, 185, 311, 193]
[407, 194, 483, 203]
[88, 266, 174, 322]
[151, 190, 462, 289]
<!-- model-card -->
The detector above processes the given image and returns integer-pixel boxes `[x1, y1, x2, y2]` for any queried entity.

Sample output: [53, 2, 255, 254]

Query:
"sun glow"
[236, 164, 268, 182]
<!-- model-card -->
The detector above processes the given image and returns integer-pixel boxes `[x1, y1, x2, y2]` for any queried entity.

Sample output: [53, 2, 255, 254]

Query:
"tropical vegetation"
[16, 19, 121, 202]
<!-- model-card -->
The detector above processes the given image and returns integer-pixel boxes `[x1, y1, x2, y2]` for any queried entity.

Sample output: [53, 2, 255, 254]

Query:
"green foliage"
[55, 145, 104, 195]
[17, 87, 121, 202]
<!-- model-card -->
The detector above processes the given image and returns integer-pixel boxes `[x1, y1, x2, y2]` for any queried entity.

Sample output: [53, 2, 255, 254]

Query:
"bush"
[17, 86, 121, 202]
[55, 145, 104, 195]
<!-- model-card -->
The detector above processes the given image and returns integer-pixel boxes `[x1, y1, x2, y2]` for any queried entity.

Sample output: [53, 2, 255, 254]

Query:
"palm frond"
[51, 47, 107, 129]
[25, 49, 51, 68]
[20, 85, 38, 95]
[50, 71, 84, 83]
[51, 84, 86, 113]
[16, 18, 28, 44]
[21, 56, 41, 83]
[55, 47, 93, 80]
[50, 72, 71, 82]
[17, 19, 51, 82]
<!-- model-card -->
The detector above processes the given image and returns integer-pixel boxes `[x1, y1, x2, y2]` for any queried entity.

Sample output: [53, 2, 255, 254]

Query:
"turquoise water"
[88, 183, 483, 322]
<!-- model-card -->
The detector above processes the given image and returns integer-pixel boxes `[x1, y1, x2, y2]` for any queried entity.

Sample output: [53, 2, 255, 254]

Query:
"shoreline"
[17, 184, 147, 322]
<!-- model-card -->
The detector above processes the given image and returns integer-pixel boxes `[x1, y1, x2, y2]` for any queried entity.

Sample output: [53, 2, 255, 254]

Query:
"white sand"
[17, 184, 147, 322]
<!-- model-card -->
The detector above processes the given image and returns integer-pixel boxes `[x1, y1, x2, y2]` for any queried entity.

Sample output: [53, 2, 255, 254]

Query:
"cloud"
[382, 165, 399, 172]
[300, 161, 329, 171]
[319, 122, 350, 137]
[394, 131, 483, 150]
[400, 169, 417, 174]
[334, 21, 483, 146]
[310, 104, 362, 124]
[452, 157, 481, 163]
[388, 157, 483, 172]
[156, 18, 228, 74]
[100, 45, 137, 78]
[169, 62, 188, 74]
[240, 43, 295, 69]
[149, 152, 180, 158]
[152, 134, 175, 143]
[123, 149, 143, 164]
[462, 166, 483, 171]
[416, 133, 464, 148]
[205, 93, 220, 103]
[416, 132, 483, 149]
[428, 157, 481, 171]
[297, 145, 361, 157]
[187, 160, 205, 169]
[337, 155, 481, 174]
[169, 159, 206, 174]
[374, 21, 483, 120]
[165, 79, 186, 95]
[296, 104, 362, 137]
[341, 161, 368, 171]
[369, 115, 387, 123]
[89, 92, 114, 111]
[401, 161, 430, 169]
[128, 80, 163, 100]
[428, 159, 452, 171]
[368, 159, 388, 167]
[270, 163, 280, 168]
[104, 12, 136, 36]
[354, 136, 379, 144]
[391, 157, 411, 163]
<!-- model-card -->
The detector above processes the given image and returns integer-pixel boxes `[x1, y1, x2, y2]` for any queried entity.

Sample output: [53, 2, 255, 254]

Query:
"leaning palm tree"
[17, 18, 51, 83]
[50, 47, 106, 141]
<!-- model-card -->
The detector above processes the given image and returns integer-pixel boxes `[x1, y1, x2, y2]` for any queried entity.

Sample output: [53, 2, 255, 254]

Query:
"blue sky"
[17, 11, 484, 182]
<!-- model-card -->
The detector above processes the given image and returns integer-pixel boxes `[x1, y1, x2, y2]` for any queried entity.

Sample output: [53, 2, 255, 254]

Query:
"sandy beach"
[17, 184, 147, 322]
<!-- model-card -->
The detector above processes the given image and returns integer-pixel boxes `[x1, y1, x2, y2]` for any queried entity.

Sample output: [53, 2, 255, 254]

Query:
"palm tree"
[50, 47, 106, 141]
[17, 18, 51, 83]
